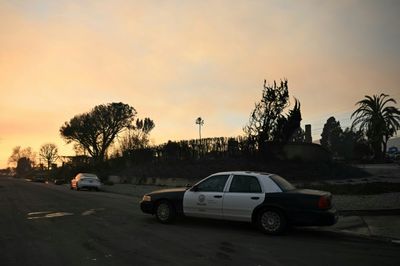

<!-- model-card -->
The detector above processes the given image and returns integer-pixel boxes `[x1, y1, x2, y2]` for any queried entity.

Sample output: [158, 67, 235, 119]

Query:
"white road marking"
[81, 208, 105, 216]
[28, 211, 52, 216]
[27, 212, 74, 220]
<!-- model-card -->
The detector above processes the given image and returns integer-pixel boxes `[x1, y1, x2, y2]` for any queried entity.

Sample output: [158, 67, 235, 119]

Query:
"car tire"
[155, 200, 176, 224]
[76, 184, 80, 191]
[257, 208, 287, 235]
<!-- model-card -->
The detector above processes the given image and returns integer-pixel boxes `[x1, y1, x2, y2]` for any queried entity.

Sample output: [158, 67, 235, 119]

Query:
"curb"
[301, 226, 400, 245]
[339, 209, 400, 216]
[322, 228, 400, 245]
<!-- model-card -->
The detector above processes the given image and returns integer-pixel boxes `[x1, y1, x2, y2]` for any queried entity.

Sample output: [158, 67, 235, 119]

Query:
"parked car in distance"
[70, 173, 101, 191]
[32, 176, 46, 183]
[140, 171, 338, 235]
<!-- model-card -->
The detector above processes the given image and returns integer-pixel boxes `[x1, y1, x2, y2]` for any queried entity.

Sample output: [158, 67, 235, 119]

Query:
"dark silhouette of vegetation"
[244, 79, 302, 152]
[339, 128, 371, 161]
[16, 157, 32, 177]
[273, 99, 302, 143]
[60, 102, 137, 162]
[39, 143, 59, 170]
[321, 117, 343, 156]
[8, 146, 36, 168]
[351, 93, 400, 160]
[290, 128, 306, 143]
[321, 116, 371, 161]
[244, 79, 289, 150]
[157, 137, 257, 161]
[119, 118, 155, 152]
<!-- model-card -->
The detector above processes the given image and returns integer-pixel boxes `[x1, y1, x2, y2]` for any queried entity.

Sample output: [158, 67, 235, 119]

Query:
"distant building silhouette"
[305, 124, 312, 143]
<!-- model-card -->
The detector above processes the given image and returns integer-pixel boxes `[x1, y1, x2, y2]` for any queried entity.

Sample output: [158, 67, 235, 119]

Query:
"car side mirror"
[185, 183, 192, 189]
[191, 185, 199, 192]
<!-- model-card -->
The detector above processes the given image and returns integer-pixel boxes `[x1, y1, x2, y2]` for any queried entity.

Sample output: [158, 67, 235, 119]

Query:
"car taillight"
[318, 196, 331, 209]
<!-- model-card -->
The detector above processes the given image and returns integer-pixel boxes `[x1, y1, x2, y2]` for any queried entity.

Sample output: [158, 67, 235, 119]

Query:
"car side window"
[229, 175, 262, 193]
[196, 175, 230, 192]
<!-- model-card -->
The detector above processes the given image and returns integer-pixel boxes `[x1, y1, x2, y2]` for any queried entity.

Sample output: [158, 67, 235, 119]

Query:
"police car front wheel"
[155, 200, 176, 224]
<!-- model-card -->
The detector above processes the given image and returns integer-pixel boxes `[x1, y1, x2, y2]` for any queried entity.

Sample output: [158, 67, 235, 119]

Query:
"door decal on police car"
[197, 194, 206, 206]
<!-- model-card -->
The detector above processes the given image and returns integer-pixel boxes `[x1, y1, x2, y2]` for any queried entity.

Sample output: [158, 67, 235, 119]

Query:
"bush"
[103, 180, 114, 186]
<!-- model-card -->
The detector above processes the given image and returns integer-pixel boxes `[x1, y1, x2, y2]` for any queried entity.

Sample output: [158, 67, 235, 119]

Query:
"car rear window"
[82, 175, 99, 180]
[269, 175, 296, 191]
[229, 175, 262, 193]
[81, 177, 98, 181]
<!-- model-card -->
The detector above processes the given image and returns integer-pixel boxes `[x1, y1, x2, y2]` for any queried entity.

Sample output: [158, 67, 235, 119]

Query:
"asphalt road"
[0, 178, 399, 266]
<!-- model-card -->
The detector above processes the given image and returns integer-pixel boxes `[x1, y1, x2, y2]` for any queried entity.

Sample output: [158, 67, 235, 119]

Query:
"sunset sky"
[1, 0, 399, 168]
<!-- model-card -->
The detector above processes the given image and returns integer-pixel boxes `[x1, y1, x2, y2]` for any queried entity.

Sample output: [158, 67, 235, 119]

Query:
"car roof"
[211, 171, 274, 177]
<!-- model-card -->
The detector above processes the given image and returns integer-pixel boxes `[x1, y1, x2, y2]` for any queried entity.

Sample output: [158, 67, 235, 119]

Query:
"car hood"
[147, 187, 187, 195]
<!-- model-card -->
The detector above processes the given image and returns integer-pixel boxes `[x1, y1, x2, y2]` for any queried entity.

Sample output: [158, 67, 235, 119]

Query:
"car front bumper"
[140, 201, 155, 214]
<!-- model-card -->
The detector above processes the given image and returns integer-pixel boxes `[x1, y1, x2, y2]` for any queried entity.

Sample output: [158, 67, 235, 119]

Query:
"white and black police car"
[140, 171, 338, 234]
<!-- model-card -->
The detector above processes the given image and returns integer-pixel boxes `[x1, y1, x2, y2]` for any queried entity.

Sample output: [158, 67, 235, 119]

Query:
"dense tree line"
[121, 136, 257, 163]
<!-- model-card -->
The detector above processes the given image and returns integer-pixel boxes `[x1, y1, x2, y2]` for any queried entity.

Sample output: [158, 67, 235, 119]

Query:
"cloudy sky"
[1, 0, 399, 168]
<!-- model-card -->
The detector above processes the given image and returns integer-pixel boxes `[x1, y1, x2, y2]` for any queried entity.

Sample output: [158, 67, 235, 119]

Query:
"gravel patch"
[333, 192, 400, 210]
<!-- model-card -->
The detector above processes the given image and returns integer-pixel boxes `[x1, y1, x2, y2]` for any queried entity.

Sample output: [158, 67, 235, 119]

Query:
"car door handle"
[251, 197, 260, 200]
[214, 195, 223, 198]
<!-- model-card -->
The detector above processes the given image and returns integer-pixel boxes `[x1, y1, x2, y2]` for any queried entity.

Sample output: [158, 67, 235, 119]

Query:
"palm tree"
[351, 93, 400, 160]
[195, 117, 204, 157]
[195, 117, 204, 141]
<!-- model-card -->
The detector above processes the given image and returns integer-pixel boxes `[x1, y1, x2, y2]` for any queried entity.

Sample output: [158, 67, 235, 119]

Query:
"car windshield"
[269, 175, 296, 191]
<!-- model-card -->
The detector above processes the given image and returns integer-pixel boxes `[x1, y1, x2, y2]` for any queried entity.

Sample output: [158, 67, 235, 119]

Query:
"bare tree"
[119, 118, 155, 152]
[8, 146, 36, 168]
[39, 143, 59, 170]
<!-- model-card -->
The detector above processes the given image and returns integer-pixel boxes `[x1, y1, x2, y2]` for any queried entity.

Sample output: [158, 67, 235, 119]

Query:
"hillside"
[388, 136, 400, 149]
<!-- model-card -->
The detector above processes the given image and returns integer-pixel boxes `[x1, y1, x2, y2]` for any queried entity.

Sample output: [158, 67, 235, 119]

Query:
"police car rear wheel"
[155, 201, 176, 224]
[258, 209, 286, 235]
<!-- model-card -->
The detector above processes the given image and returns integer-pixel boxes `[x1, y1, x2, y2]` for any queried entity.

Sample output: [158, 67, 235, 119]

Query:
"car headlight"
[142, 195, 151, 202]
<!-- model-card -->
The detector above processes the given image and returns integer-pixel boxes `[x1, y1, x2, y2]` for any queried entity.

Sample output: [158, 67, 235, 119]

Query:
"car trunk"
[284, 189, 333, 210]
